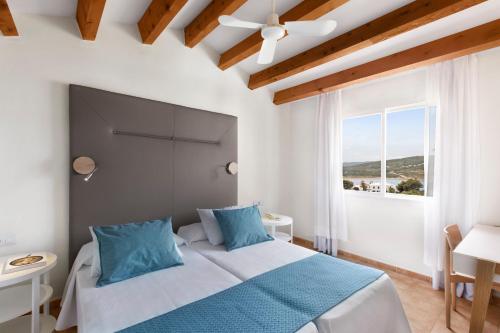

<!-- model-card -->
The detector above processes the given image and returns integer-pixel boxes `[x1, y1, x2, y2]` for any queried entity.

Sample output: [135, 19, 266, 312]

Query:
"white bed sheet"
[56, 245, 318, 333]
[190, 239, 412, 333]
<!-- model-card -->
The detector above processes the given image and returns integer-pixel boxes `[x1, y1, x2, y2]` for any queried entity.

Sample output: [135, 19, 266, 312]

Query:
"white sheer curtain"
[424, 55, 480, 289]
[314, 91, 348, 255]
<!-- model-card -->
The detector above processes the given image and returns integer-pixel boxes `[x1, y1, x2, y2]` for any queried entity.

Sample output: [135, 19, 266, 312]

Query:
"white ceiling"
[8, 0, 500, 96]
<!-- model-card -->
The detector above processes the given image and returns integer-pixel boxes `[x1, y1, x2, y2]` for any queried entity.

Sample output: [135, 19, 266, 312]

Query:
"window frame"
[343, 102, 431, 201]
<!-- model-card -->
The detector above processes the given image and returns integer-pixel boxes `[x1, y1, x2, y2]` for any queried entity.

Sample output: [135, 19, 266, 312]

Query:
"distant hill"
[343, 156, 424, 179]
[343, 162, 366, 167]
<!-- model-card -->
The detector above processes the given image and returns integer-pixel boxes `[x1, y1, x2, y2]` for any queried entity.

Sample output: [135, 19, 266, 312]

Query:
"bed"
[55, 243, 319, 333]
[64, 87, 410, 333]
[190, 238, 412, 333]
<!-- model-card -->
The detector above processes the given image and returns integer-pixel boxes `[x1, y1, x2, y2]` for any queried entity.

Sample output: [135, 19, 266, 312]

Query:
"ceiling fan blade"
[284, 20, 337, 36]
[258, 38, 277, 65]
[218, 15, 264, 30]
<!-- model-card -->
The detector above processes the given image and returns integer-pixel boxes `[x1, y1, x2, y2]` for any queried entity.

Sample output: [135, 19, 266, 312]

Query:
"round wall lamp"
[225, 162, 238, 175]
[73, 156, 98, 182]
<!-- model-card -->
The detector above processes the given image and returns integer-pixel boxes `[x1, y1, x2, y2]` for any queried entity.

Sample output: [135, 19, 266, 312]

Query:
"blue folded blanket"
[118, 253, 384, 333]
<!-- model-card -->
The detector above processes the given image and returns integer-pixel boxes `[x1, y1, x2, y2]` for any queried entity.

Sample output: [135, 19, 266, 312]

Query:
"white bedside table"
[261, 213, 293, 243]
[0, 252, 57, 333]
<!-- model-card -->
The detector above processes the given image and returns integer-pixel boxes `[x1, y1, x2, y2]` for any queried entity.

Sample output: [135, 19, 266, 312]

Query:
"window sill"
[385, 193, 425, 202]
[344, 190, 425, 202]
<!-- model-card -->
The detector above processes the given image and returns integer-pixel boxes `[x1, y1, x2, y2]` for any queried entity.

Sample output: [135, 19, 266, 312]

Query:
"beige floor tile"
[337, 253, 500, 333]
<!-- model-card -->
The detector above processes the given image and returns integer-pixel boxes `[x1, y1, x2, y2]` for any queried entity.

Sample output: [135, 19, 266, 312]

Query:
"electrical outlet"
[0, 233, 16, 247]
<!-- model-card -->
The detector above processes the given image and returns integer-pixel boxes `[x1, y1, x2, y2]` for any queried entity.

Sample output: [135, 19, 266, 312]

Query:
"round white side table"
[261, 213, 293, 243]
[0, 252, 57, 333]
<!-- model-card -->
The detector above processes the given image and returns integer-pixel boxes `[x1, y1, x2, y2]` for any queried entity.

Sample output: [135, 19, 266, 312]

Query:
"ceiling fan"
[218, 0, 337, 65]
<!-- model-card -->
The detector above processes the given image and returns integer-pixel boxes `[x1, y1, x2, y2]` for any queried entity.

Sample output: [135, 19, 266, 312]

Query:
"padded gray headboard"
[69, 85, 237, 263]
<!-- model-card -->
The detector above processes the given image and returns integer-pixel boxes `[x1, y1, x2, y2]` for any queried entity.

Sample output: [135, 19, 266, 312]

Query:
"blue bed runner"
[118, 253, 384, 333]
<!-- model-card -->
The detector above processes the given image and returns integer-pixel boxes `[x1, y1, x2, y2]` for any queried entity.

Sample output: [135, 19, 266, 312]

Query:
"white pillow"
[197, 209, 224, 245]
[173, 234, 186, 258]
[198, 205, 252, 245]
[177, 223, 207, 245]
[89, 226, 187, 277]
[174, 234, 186, 247]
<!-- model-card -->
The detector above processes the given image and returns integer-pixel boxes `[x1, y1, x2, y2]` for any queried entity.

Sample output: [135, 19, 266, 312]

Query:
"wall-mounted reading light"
[73, 156, 98, 182]
[83, 167, 98, 182]
[226, 162, 238, 175]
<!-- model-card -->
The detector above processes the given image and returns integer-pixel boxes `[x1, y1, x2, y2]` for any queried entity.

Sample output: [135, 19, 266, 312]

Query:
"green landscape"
[343, 156, 425, 195]
[343, 156, 424, 179]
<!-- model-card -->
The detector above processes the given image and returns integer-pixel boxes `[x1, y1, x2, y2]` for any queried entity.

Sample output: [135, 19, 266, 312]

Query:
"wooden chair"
[443, 224, 500, 329]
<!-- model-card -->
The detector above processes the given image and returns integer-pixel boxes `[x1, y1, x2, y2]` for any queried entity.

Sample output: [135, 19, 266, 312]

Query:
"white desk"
[454, 224, 500, 333]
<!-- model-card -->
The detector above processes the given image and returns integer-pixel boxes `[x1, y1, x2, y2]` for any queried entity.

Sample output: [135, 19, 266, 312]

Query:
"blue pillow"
[93, 217, 183, 287]
[213, 205, 273, 251]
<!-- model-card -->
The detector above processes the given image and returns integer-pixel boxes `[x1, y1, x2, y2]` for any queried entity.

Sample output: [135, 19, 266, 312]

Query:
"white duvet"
[56, 244, 318, 333]
[190, 239, 412, 333]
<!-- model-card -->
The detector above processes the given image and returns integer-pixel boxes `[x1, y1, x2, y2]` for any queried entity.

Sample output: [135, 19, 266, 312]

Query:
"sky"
[343, 107, 425, 163]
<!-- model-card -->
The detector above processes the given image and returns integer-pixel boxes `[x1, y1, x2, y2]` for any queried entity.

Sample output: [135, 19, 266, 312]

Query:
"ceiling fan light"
[261, 26, 285, 41]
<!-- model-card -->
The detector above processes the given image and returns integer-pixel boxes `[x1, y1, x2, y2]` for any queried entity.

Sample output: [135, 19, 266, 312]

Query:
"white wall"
[280, 47, 500, 276]
[477, 48, 500, 226]
[0, 15, 282, 296]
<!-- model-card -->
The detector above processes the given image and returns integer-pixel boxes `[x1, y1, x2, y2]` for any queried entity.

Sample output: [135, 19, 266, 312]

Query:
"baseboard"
[337, 250, 432, 282]
[293, 236, 431, 283]
[49, 298, 61, 310]
[292, 236, 314, 250]
[29, 298, 61, 315]
[48, 298, 78, 332]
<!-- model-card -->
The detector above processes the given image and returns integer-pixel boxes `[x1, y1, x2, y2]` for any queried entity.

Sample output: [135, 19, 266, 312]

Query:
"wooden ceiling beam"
[218, 0, 348, 70]
[273, 19, 500, 105]
[250, 0, 486, 90]
[0, 0, 18, 36]
[184, 0, 247, 48]
[76, 0, 107, 41]
[138, 0, 188, 44]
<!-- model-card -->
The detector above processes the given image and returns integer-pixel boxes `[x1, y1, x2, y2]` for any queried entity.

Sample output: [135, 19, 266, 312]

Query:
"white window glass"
[342, 114, 382, 192]
[386, 107, 426, 196]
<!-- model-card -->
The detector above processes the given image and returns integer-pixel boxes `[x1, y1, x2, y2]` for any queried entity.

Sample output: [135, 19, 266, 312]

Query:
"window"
[343, 104, 435, 197]
[342, 115, 381, 192]
[386, 107, 425, 196]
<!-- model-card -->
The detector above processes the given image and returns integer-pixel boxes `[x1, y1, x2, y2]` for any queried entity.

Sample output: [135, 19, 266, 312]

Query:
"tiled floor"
[54, 252, 500, 333]
[385, 269, 500, 333]
[297, 237, 500, 333]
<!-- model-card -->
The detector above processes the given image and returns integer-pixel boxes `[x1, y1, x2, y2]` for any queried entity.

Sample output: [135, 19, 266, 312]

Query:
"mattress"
[190, 239, 412, 333]
[57, 245, 318, 333]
